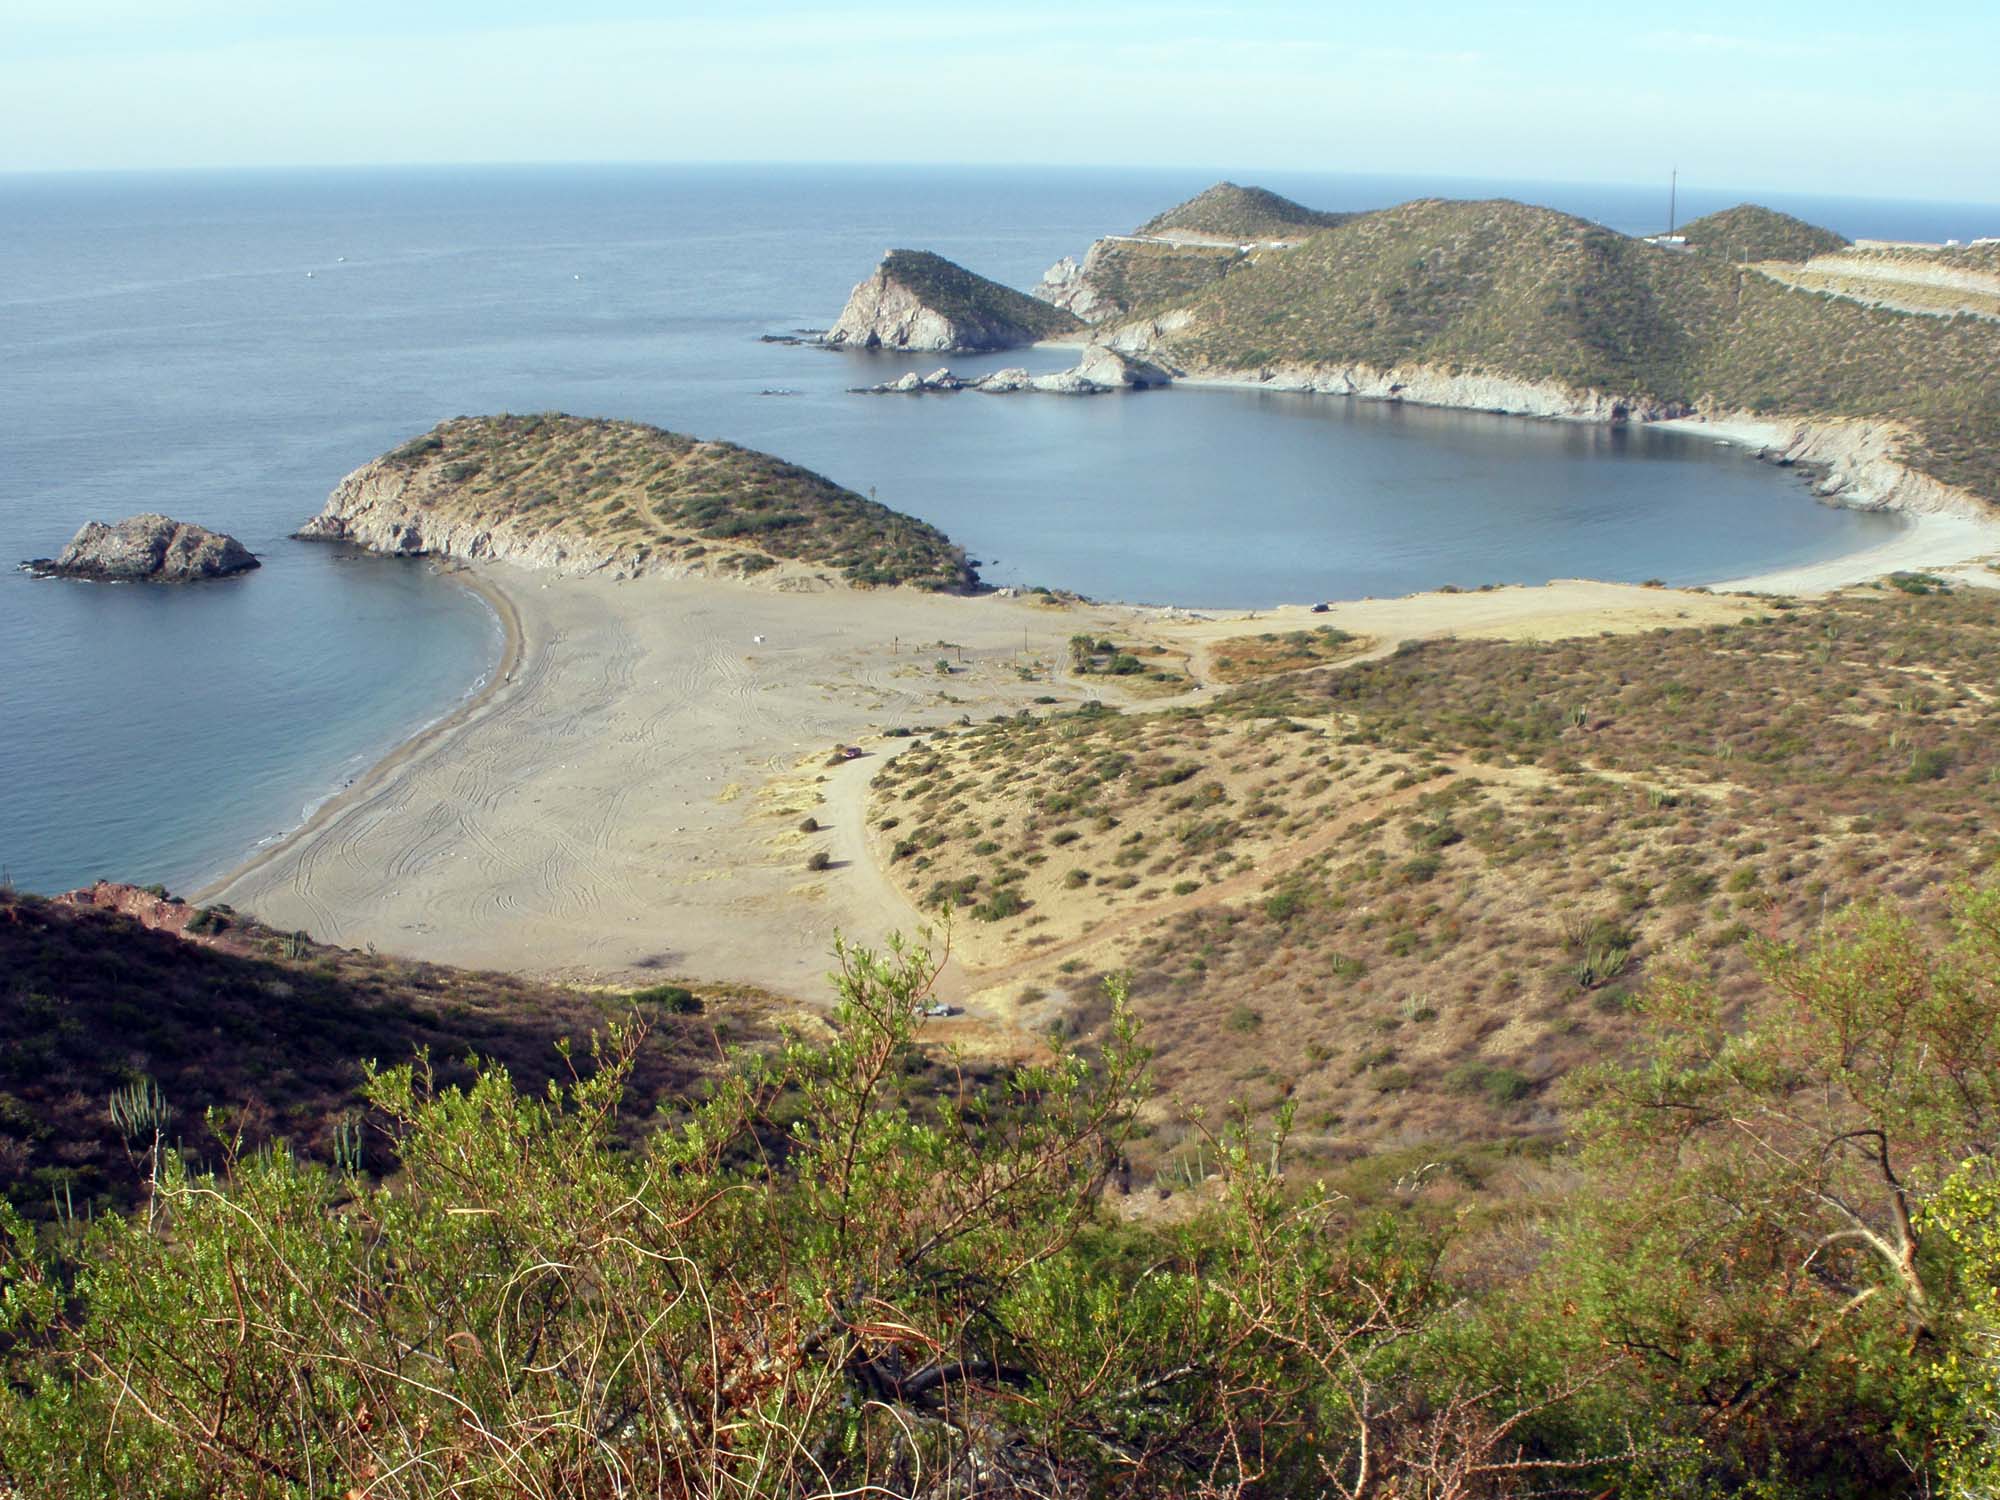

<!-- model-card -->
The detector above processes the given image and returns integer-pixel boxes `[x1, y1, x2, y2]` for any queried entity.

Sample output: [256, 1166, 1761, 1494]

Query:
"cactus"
[108, 1077, 173, 1143]
[333, 1114, 365, 1175]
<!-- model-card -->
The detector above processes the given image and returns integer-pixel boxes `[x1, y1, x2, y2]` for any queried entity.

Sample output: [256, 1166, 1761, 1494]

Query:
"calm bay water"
[4, 165, 1990, 896]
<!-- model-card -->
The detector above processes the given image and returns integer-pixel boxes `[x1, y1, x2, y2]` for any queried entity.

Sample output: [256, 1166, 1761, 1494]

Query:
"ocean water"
[4, 165, 1990, 897]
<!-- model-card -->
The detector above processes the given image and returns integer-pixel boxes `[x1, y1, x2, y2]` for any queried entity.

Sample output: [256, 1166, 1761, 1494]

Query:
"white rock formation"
[854, 347, 1176, 397]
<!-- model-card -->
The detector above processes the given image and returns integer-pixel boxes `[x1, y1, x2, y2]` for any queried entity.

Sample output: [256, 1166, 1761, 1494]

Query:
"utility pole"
[1669, 168, 1678, 237]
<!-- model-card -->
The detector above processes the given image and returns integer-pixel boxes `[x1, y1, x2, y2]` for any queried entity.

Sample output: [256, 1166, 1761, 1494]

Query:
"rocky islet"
[25, 513, 259, 582]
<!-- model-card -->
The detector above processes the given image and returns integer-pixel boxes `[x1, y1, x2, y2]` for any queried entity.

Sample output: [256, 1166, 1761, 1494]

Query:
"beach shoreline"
[191, 563, 524, 907]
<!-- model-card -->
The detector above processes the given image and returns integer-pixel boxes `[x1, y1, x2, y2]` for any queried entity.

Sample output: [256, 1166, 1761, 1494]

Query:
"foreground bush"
[5, 880, 2000, 1496]
[0, 938, 1529, 1498]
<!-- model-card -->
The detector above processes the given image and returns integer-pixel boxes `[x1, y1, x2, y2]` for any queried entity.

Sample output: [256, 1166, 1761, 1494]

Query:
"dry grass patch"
[1208, 623, 1373, 682]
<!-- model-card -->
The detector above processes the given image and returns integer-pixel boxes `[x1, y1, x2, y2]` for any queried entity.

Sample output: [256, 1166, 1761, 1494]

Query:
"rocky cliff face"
[823, 249, 1083, 352]
[1674, 414, 1992, 518]
[297, 459, 657, 577]
[1179, 359, 1691, 424]
[824, 275, 973, 350]
[1035, 251, 1112, 322]
[1034, 237, 1246, 325]
[1110, 324, 1988, 523]
[27, 514, 259, 581]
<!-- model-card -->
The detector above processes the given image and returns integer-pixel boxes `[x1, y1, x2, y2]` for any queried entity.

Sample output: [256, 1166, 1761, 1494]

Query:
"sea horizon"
[7, 156, 1997, 217]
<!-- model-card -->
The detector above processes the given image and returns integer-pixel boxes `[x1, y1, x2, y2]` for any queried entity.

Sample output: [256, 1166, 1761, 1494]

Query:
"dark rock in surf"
[25, 514, 259, 582]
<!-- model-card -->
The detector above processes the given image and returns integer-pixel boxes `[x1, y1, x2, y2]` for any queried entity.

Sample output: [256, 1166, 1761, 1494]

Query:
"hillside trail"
[808, 621, 1426, 1023]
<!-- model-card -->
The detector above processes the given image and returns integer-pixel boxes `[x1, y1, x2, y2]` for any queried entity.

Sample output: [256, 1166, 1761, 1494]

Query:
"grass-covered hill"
[1042, 186, 1362, 324]
[1153, 197, 2000, 499]
[357, 414, 978, 590]
[1677, 202, 1850, 262]
[0, 885, 740, 1217]
[1065, 237, 1247, 318]
[1137, 181, 1356, 241]
[870, 586, 2000, 1180]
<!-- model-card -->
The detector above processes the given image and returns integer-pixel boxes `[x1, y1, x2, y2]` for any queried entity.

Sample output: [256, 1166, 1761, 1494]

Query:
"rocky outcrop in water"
[854, 346, 1176, 397]
[823, 250, 1084, 352]
[25, 514, 259, 581]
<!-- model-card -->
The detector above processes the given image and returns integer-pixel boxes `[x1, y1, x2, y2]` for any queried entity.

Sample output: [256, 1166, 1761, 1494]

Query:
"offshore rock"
[854, 348, 1175, 397]
[26, 514, 259, 581]
[852, 368, 967, 394]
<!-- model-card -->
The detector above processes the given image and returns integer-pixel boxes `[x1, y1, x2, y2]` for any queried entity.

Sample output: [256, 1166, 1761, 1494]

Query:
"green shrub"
[627, 983, 701, 1014]
[1264, 884, 1309, 922]
[1908, 747, 1953, 782]
[1662, 870, 1716, 905]
[1887, 571, 1950, 596]
[971, 889, 1028, 921]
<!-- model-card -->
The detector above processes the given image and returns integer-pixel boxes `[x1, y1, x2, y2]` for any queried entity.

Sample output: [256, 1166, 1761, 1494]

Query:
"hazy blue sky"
[5, 1, 1994, 201]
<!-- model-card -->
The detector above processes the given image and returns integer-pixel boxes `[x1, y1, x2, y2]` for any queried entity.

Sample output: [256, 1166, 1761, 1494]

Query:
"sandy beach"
[196, 563, 1810, 1004]
[204, 569, 1151, 997]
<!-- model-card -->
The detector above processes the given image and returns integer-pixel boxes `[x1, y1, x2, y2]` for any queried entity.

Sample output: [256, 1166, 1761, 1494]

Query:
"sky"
[4, 0, 1995, 203]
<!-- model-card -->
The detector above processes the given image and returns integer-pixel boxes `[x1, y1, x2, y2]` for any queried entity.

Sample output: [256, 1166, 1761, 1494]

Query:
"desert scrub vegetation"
[1208, 622, 1366, 682]
[1063, 237, 1247, 320]
[867, 700, 1405, 944]
[371, 414, 978, 590]
[1052, 183, 1366, 325]
[877, 590, 2000, 1162]
[1065, 632, 1192, 693]
[7, 886, 2000, 1497]
[1158, 197, 2000, 500]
